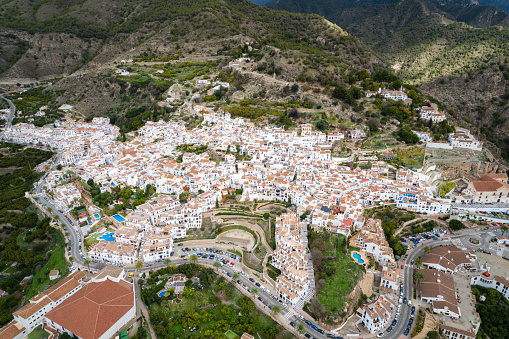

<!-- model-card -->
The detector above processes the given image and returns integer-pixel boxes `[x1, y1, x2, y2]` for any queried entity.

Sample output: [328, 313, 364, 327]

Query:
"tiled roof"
[45, 278, 135, 339]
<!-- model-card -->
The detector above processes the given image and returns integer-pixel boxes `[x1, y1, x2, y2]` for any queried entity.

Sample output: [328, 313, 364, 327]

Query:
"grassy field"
[27, 326, 49, 339]
[393, 146, 425, 168]
[440, 182, 457, 198]
[26, 232, 69, 299]
[314, 234, 365, 316]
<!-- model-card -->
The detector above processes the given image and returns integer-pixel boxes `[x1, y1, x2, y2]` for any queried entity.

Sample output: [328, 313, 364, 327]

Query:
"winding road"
[0, 94, 15, 127]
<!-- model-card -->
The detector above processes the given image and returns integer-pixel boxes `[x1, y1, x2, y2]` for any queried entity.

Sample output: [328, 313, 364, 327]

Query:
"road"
[0, 94, 15, 127]
[29, 158, 492, 339]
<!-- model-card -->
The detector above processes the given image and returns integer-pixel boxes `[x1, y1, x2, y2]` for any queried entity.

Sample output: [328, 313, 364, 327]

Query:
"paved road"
[0, 94, 15, 127]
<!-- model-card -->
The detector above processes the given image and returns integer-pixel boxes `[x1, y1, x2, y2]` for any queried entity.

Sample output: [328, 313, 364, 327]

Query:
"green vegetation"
[26, 232, 69, 299]
[142, 263, 286, 339]
[449, 219, 464, 231]
[472, 285, 509, 339]
[7, 88, 66, 127]
[83, 179, 156, 215]
[306, 230, 365, 322]
[392, 147, 425, 168]
[439, 182, 457, 198]
[373, 207, 412, 256]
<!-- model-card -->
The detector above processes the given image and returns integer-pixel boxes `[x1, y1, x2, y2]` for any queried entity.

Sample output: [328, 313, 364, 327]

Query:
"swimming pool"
[353, 253, 365, 264]
[113, 214, 125, 223]
[158, 291, 166, 297]
[99, 232, 115, 242]
[94, 214, 100, 219]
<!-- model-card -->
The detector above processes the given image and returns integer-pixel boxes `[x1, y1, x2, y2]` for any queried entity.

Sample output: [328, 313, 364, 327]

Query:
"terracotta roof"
[472, 180, 503, 192]
[45, 278, 135, 339]
[0, 321, 25, 339]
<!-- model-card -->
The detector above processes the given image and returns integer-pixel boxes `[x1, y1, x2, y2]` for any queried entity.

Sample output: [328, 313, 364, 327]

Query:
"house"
[420, 269, 460, 319]
[463, 173, 509, 204]
[422, 246, 473, 274]
[448, 130, 482, 150]
[356, 295, 395, 333]
[471, 274, 509, 300]
[164, 274, 188, 294]
[49, 270, 59, 281]
[380, 266, 400, 294]
[440, 325, 476, 339]
[0, 271, 86, 338]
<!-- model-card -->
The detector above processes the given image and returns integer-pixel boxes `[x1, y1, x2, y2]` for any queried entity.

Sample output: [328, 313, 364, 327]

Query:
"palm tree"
[232, 272, 240, 281]
[189, 254, 198, 265]
[423, 246, 431, 254]
[414, 257, 423, 269]
[135, 260, 144, 271]
[271, 305, 281, 316]
[83, 258, 91, 270]
[413, 270, 425, 291]
[69, 256, 75, 265]
[163, 258, 171, 266]
[250, 287, 259, 298]
[213, 261, 221, 271]
[501, 225, 508, 236]
[297, 323, 305, 334]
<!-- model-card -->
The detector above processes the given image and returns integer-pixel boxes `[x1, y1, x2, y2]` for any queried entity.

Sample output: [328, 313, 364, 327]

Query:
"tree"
[83, 258, 91, 270]
[271, 305, 281, 316]
[213, 261, 221, 271]
[163, 258, 171, 266]
[135, 261, 144, 271]
[250, 287, 259, 298]
[413, 270, 425, 290]
[423, 246, 431, 254]
[69, 256, 75, 264]
[297, 323, 305, 334]
[232, 272, 240, 281]
[414, 257, 423, 268]
[189, 254, 198, 265]
[448, 219, 464, 231]
[501, 225, 508, 235]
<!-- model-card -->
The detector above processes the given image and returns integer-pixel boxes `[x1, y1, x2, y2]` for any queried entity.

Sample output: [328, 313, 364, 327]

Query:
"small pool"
[111, 182, 115, 186]
[99, 232, 115, 242]
[88, 220, 92, 224]
[94, 214, 100, 219]
[353, 253, 365, 264]
[113, 214, 125, 222]
[158, 291, 166, 297]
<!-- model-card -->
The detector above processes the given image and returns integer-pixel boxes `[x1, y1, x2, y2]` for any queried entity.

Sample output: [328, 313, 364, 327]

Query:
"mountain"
[271, 0, 509, 84]
[0, 0, 383, 81]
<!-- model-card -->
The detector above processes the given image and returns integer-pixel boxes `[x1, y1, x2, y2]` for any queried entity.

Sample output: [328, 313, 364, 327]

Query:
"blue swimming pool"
[158, 291, 166, 297]
[94, 214, 100, 219]
[353, 253, 365, 264]
[99, 232, 115, 242]
[111, 182, 115, 186]
[113, 214, 125, 222]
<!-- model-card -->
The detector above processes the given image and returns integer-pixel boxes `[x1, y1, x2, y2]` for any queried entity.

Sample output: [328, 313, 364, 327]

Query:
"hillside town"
[0, 84, 507, 339]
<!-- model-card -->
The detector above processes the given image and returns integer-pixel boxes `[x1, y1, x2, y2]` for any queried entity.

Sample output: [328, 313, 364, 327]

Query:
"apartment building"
[356, 295, 395, 333]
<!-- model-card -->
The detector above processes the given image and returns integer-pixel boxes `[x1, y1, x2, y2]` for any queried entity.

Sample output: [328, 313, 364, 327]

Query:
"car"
[483, 272, 491, 277]
[403, 297, 407, 304]
[255, 282, 261, 287]
[395, 314, 399, 320]
[305, 320, 312, 326]
[401, 264, 404, 269]
[258, 297, 263, 301]
[409, 318, 414, 325]
[387, 326, 393, 332]
[377, 333, 384, 338]
[317, 329, 324, 334]
[327, 334, 335, 338]
[178, 243, 183, 246]
[249, 278, 255, 282]
[304, 334, 311, 339]
[408, 300, 412, 306]
[190, 327, 198, 332]
[411, 306, 415, 313]
[404, 328, 410, 336]
[399, 297, 403, 304]
[392, 320, 397, 326]
[290, 322, 296, 328]
[311, 325, 318, 330]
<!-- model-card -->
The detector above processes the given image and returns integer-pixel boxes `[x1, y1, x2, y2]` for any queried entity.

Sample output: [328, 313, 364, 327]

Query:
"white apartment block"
[356, 295, 395, 333]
